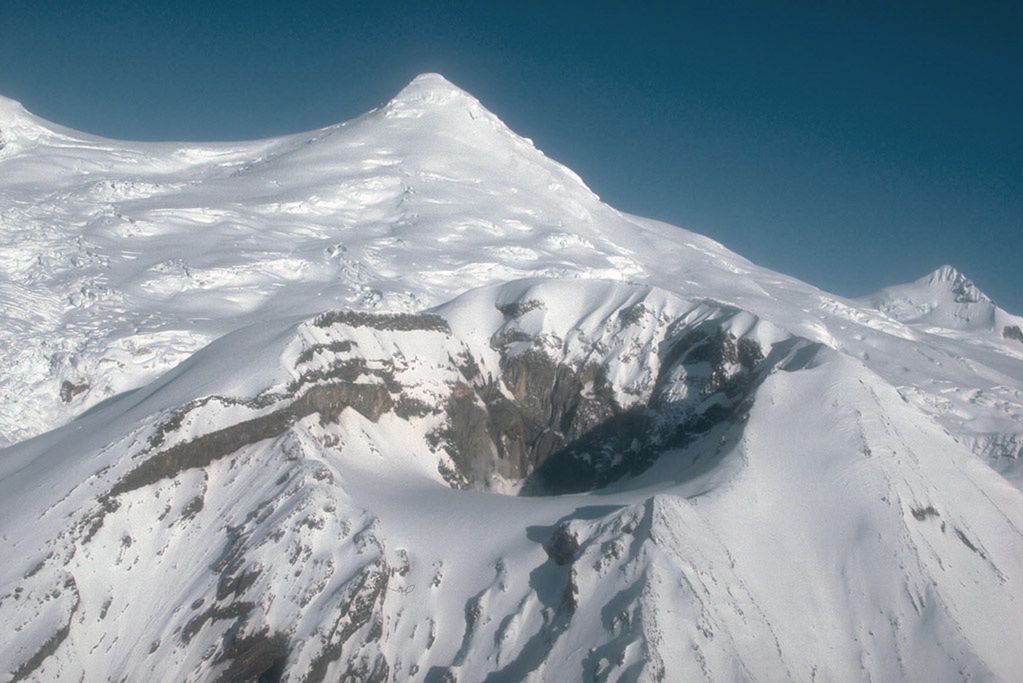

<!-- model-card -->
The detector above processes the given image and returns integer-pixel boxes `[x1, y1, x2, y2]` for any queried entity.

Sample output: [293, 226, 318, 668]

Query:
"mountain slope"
[862, 264, 1022, 335]
[1, 74, 1022, 681]
[3, 278, 1022, 681]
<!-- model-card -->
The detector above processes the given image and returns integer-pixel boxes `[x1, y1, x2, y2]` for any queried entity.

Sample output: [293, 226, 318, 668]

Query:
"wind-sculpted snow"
[2, 74, 1023, 681]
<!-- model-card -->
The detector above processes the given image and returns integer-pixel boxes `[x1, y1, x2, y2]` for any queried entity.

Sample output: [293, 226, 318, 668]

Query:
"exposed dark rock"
[1004, 325, 1023, 344]
[305, 560, 390, 682]
[181, 601, 254, 645]
[497, 299, 544, 319]
[489, 328, 535, 347]
[954, 528, 985, 557]
[287, 357, 399, 394]
[617, 303, 650, 327]
[79, 496, 119, 544]
[214, 630, 289, 683]
[23, 557, 47, 579]
[911, 505, 939, 521]
[59, 379, 89, 403]
[454, 350, 481, 381]
[108, 381, 391, 500]
[432, 310, 770, 494]
[296, 382, 393, 423]
[442, 349, 622, 487]
[217, 567, 261, 601]
[109, 411, 294, 500]
[148, 393, 281, 450]
[339, 656, 390, 683]
[524, 329, 765, 495]
[545, 524, 581, 565]
[437, 460, 468, 489]
[314, 310, 450, 333]
[440, 382, 500, 483]
[149, 406, 191, 449]
[562, 568, 580, 613]
[523, 407, 649, 495]
[180, 494, 205, 521]
[394, 394, 439, 419]
[9, 577, 79, 683]
[296, 340, 355, 365]
[950, 274, 983, 303]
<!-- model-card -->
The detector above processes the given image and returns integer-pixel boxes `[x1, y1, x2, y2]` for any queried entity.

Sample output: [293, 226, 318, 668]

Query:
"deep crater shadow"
[436, 323, 810, 497]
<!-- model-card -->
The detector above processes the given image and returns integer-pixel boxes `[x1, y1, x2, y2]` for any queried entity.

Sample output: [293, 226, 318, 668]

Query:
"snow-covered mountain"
[1, 74, 1021, 681]
[862, 264, 1019, 334]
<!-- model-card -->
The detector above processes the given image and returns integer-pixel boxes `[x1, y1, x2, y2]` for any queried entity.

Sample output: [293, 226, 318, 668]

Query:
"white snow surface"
[1, 74, 1022, 681]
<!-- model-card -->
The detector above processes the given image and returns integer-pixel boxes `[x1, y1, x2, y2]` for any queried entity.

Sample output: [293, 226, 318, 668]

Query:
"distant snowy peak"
[0, 92, 28, 121]
[862, 264, 1020, 336]
[923, 264, 990, 304]
[384, 73, 482, 114]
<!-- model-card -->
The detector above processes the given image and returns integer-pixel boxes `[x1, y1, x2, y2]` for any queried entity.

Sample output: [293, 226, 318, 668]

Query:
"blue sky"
[1, 1, 1020, 311]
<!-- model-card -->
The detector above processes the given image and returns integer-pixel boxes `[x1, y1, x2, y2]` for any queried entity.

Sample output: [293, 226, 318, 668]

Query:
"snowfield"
[1, 74, 1021, 681]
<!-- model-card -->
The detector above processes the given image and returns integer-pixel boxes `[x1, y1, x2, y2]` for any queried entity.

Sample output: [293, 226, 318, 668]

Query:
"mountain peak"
[0, 93, 42, 152]
[0, 91, 23, 110]
[0, 93, 31, 126]
[862, 263, 1000, 331]
[402, 72, 466, 95]
[925, 264, 968, 285]
[385, 73, 478, 112]
[927, 264, 962, 281]
[920, 265, 989, 304]
[374, 72, 596, 197]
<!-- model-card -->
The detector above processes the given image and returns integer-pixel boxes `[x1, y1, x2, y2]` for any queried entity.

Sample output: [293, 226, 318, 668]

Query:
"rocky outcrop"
[428, 302, 774, 495]
[521, 325, 767, 495]
[106, 381, 392, 502]
[313, 310, 450, 333]
[95, 283, 785, 510]
[59, 379, 89, 403]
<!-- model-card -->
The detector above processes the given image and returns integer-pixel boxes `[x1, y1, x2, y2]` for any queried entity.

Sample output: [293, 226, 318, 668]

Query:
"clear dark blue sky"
[2, 1, 1020, 311]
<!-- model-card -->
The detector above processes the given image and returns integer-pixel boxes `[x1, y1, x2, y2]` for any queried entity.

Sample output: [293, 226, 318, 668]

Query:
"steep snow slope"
[1, 74, 1022, 681]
